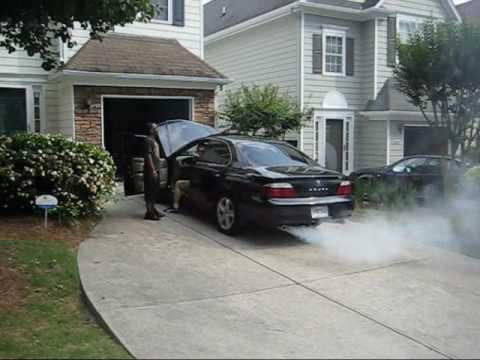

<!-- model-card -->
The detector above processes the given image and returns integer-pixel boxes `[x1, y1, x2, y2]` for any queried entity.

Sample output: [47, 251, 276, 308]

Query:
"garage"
[103, 96, 193, 176]
[404, 125, 449, 157]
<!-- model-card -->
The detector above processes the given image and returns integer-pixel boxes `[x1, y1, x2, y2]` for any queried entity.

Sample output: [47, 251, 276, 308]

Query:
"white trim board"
[50, 70, 231, 86]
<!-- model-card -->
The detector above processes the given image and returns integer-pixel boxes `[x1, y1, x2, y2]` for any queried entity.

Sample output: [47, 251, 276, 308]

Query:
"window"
[0, 88, 27, 136]
[324, 31, 346, 75]
[398, 15, 424, 43]
[238, 141, 310, 167]
[151, 0, 171, 22]
[33, 90, 41, 133]
[392, 157, 427, 173]
[199, 140, 231, 165]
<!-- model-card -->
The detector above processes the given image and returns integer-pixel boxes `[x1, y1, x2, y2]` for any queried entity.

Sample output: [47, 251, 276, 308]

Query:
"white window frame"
[151, 0, 173, 24]
[322, 29, 347, 77]
[397, 14, 425, 44]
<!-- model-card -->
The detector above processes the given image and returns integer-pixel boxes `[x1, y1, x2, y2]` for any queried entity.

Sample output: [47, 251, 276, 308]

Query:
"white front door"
[314, 112, 354, 174]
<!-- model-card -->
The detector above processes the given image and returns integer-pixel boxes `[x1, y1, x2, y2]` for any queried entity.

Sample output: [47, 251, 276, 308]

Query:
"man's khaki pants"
[174, 180, 190, 210]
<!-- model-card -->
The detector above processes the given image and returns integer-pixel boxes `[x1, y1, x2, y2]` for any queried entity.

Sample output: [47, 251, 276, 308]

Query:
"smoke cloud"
[287, 186, 480, 264]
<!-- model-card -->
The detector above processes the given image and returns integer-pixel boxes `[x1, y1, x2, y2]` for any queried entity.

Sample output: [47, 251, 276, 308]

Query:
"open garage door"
[103, 97, 192, 179]
[404, 126, 449, 157]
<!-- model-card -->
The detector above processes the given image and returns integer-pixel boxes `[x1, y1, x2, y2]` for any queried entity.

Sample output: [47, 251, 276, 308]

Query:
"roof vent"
[221, 5, 227, 16]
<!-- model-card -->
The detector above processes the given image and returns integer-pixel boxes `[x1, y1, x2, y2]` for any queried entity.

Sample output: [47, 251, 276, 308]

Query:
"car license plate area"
[311, 206, 329, 219]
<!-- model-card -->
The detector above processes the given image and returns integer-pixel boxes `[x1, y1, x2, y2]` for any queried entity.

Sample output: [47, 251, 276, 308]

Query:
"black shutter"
[312, 34, 323, 74]
[387, 16, 397, 67]
[346, 37, 354, 76]
[173, 0, 185, 26]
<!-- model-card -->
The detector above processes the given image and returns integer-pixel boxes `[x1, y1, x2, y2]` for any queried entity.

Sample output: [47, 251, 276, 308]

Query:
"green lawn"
[0, 238, 131, 359]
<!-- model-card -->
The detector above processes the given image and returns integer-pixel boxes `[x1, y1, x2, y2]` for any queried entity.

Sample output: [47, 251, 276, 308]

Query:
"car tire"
[216, 195, 241, 235]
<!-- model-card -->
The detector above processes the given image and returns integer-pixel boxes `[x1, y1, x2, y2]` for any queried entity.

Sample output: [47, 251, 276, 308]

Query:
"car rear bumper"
[242, 196, 354, 227]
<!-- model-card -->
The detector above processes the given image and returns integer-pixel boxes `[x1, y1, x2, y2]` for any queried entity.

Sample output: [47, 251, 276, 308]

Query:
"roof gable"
[64, 34, 226, 79]
[204, 0, 383, 36]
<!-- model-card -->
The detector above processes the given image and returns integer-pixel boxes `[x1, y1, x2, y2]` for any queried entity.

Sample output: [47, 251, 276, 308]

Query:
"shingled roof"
[204, 0, 383, 36]
[64, 33, 226, 80]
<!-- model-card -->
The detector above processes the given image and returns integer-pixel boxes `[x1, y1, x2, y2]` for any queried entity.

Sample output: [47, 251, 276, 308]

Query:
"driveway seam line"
[301, 257, 429, 285]
[109, 283, 297, 311]
[167, 214, 454, 359]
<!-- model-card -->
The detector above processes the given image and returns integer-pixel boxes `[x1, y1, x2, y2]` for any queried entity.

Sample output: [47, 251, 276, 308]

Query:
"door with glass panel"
[314, 115, 354, 174]
[0, 88, 27, 136]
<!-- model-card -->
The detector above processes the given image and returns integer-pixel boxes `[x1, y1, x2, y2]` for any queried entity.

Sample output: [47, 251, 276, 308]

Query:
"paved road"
[78, 196, 480, 359]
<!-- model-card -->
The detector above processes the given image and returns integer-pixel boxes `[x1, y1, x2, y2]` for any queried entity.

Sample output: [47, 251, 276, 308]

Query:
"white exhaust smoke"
[287, 186, 480, 264]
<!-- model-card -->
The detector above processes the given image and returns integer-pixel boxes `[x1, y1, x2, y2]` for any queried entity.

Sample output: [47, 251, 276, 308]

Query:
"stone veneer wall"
[74, 85, 215, 146]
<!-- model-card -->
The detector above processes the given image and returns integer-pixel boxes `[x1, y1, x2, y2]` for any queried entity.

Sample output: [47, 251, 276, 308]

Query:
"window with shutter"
[322, 29, 347, 76]
[313, 34, 323, 74]
[346, 38, 354, 76]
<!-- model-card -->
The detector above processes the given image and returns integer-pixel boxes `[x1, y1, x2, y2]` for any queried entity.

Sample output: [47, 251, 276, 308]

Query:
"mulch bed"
[0, 215, 96, 248]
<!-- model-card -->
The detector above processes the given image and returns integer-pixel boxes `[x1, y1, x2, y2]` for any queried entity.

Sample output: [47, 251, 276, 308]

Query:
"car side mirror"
[405, 166, 413, 174]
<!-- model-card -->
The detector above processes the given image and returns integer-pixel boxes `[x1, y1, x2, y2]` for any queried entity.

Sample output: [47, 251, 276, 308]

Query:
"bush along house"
[0, 0, 228, 171]
[204, 0, 461, 174]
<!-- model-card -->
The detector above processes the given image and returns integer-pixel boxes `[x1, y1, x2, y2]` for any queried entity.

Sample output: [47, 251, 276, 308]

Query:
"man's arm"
[145, 139, 158, 177]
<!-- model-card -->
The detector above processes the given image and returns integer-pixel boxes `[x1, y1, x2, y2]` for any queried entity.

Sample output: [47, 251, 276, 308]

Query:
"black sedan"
[349, 155, 466, 199]
[125, 120, 354, 234]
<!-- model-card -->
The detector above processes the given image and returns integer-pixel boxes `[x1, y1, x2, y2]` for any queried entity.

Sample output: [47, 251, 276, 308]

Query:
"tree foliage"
[0, 0, 155, 70]
[219, 85, 310, 139]
[394, 21, 480, 158]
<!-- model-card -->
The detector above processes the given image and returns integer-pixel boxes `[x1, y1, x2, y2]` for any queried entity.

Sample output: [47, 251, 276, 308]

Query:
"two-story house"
[204, 0, 461, 174]
[0, 0, 228, 168]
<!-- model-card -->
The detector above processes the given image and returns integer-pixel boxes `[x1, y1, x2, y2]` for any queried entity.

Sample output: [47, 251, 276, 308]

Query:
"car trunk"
[262, 166, 343, 197]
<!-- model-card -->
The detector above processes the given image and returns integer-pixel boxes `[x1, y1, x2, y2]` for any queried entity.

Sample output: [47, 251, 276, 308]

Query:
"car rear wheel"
[216, 195, 241, 235]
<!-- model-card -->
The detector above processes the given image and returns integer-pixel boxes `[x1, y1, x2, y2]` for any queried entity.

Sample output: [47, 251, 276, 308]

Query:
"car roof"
[206, 134, 289, 145]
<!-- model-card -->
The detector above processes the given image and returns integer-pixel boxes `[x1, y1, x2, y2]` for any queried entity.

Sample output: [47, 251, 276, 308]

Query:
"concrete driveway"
[78, 196, 480, 359]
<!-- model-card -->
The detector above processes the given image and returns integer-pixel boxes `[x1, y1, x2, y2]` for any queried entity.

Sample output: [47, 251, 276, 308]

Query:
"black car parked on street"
[125, 120, 354, 234]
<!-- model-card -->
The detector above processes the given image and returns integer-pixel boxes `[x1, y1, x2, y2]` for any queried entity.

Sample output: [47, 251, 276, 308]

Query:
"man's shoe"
[145, 212, 160, 221]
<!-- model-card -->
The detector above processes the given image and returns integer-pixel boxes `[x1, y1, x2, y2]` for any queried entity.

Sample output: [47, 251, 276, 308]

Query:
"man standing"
[144, 122, 164, 221]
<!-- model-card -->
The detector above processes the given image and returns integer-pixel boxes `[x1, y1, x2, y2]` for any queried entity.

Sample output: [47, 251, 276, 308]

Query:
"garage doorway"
[404, 126, 449, 157]
[103, 96, 193, 176]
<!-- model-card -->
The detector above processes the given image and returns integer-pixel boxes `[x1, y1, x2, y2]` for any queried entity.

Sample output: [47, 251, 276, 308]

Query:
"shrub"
[0, 133, 116, 219]
[355, 177, 417, 210]
[219, 84, 311, 139]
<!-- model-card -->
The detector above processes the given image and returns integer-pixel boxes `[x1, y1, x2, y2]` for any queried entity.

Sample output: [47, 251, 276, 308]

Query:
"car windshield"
[157, 121, 218, 157]
[238, 141, 311, 167]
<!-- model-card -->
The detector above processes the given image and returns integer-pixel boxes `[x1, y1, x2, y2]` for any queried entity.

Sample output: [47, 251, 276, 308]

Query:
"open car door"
[124, 120, 218, 196]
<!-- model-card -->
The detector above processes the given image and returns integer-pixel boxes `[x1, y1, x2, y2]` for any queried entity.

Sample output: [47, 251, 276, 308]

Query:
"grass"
[0, 216, 131, 359]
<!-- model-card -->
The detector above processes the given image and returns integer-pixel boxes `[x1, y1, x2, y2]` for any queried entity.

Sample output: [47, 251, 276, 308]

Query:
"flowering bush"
[0, 133, 116, 219]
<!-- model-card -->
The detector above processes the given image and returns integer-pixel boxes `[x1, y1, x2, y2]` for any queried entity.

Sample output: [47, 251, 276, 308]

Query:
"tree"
[394, 21, 480, 158]
[0, 0, 155, 71]
[219, 84, 310, 140]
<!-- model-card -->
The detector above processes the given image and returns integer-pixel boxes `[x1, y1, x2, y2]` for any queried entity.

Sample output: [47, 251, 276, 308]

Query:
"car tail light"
[263, 183, 298, 198]
[337, 181, 353, 196]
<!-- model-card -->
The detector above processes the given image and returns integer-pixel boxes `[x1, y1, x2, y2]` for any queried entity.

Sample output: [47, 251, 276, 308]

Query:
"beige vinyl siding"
[302, 15, 371, 158]
[355, 118, 388, 169]
[382, 0, 449, 18]
[0, 49, 47, 77]
[47, 80, 74, 137]
[205, 14, 300, 114]
[375, 0, 449, 98]
[389, 120, 405, 164]
[64, 0, 202, 62]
